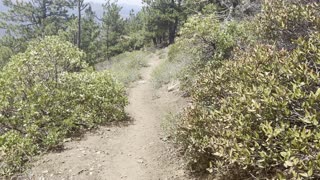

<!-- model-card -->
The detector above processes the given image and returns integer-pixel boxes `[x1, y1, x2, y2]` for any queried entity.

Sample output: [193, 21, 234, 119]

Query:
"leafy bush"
[172, 2, 320, 179]
[0, 36, 127, 176]
[176, 33, 320, 179]
[0, 45, 12, 69]
[179, 14, 246, 61]
[258, 0, 320, 49]
[167, 13, 250, 93]
[151, 12, 251, 90]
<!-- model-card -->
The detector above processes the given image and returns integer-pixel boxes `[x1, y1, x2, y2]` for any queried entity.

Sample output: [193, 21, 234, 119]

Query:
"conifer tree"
[0, 0, 74, 39]
[142, 0, 182, 45]
[102, 0, 125, 59]
[81, 6, 101, 64]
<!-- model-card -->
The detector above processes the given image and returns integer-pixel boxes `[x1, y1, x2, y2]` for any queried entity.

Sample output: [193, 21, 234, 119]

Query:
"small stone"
[42, 170, 49, 174]
[63, 138, 72, 142]
[77, 169, 86, 174]
[138, 80, 146, 84]
[168, 82, 179, 92]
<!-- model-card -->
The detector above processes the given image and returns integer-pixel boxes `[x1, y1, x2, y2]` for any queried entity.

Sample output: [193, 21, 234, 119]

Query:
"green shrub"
[0, 45, 12, 69]
[174, 1, 320, 179]
[0, 132, 37, 175]
[0, 36, 127, 176]
[258, 0, 320, 49]
[176, 33, 320, 179]
[174, 13, 250, 92]
[179, 14, 246, 61]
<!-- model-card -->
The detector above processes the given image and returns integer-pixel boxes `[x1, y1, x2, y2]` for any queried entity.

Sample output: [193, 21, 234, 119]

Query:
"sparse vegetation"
[96, 51, 150, 86]
[151, 45, 194, 88]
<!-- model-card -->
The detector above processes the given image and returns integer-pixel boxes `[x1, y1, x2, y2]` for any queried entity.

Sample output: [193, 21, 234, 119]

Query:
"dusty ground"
[21, 54, 191, 180]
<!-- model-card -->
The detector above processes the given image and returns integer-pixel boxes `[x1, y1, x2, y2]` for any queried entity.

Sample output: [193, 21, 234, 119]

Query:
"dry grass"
[95, 51, 151, 87]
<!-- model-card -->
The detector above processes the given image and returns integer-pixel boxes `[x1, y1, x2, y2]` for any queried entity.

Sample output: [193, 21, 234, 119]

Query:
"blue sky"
[86, 0, 142, 6]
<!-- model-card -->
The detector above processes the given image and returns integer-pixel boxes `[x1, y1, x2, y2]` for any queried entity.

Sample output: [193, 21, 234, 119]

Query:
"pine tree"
[0, 0, 74, 39]
[76, 0, 89, 49]
[102, 0, 125, 59]
[142, 0, 182, 45]
[81, 6, 101, 65]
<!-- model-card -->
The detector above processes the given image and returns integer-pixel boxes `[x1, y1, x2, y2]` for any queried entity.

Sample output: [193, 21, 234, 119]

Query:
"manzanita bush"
[0, 36, 128, 176]
[175, 1, 320, 179]
[258, 0, 320, 50]
[0, 45, 12, 69]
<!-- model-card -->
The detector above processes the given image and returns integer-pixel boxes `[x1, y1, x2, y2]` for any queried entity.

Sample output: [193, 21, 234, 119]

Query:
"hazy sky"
[86, 0, 142, 6]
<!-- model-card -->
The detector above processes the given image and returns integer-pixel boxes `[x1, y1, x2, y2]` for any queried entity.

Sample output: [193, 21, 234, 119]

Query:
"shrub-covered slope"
[0, 36, 127, 176]
[178, 35, 320, 179]
[172, 0, 320, 179]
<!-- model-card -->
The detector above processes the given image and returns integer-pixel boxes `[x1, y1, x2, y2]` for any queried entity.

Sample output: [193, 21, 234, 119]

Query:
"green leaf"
[284, 160, 293, 167]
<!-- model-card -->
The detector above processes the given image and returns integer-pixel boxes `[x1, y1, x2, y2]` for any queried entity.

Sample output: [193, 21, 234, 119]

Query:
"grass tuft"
[95, 51, 151, 87]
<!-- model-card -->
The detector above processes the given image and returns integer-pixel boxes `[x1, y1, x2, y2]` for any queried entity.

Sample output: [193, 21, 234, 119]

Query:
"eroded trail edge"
[27, 54, 189, 180]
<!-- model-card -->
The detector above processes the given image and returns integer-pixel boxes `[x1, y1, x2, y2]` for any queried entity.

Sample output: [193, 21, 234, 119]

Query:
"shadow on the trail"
[48, 114, 134, 154]
[104, 114, 135, 127]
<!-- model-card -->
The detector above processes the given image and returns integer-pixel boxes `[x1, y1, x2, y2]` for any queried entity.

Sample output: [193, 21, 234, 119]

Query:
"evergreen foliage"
[0, 0, 73, 39]
[101, 0, 125, 59]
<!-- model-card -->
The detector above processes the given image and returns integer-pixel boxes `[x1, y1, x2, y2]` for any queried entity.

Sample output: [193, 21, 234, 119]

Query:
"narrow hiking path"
[25, 54, 190, 180]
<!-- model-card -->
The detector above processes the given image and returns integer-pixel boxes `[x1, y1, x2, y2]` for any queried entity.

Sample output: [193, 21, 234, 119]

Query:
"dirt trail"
[26, 54, 190, 180]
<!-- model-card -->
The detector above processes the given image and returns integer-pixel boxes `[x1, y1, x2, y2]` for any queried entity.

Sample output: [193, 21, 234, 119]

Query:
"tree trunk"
[152, 38, 157, 46]
[106, 25, 110, 60]
[77, 0, 81, 49]
[40, 0, 48, 36]
[168, 0, 181, 44]
[168, 25, 176, 44]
